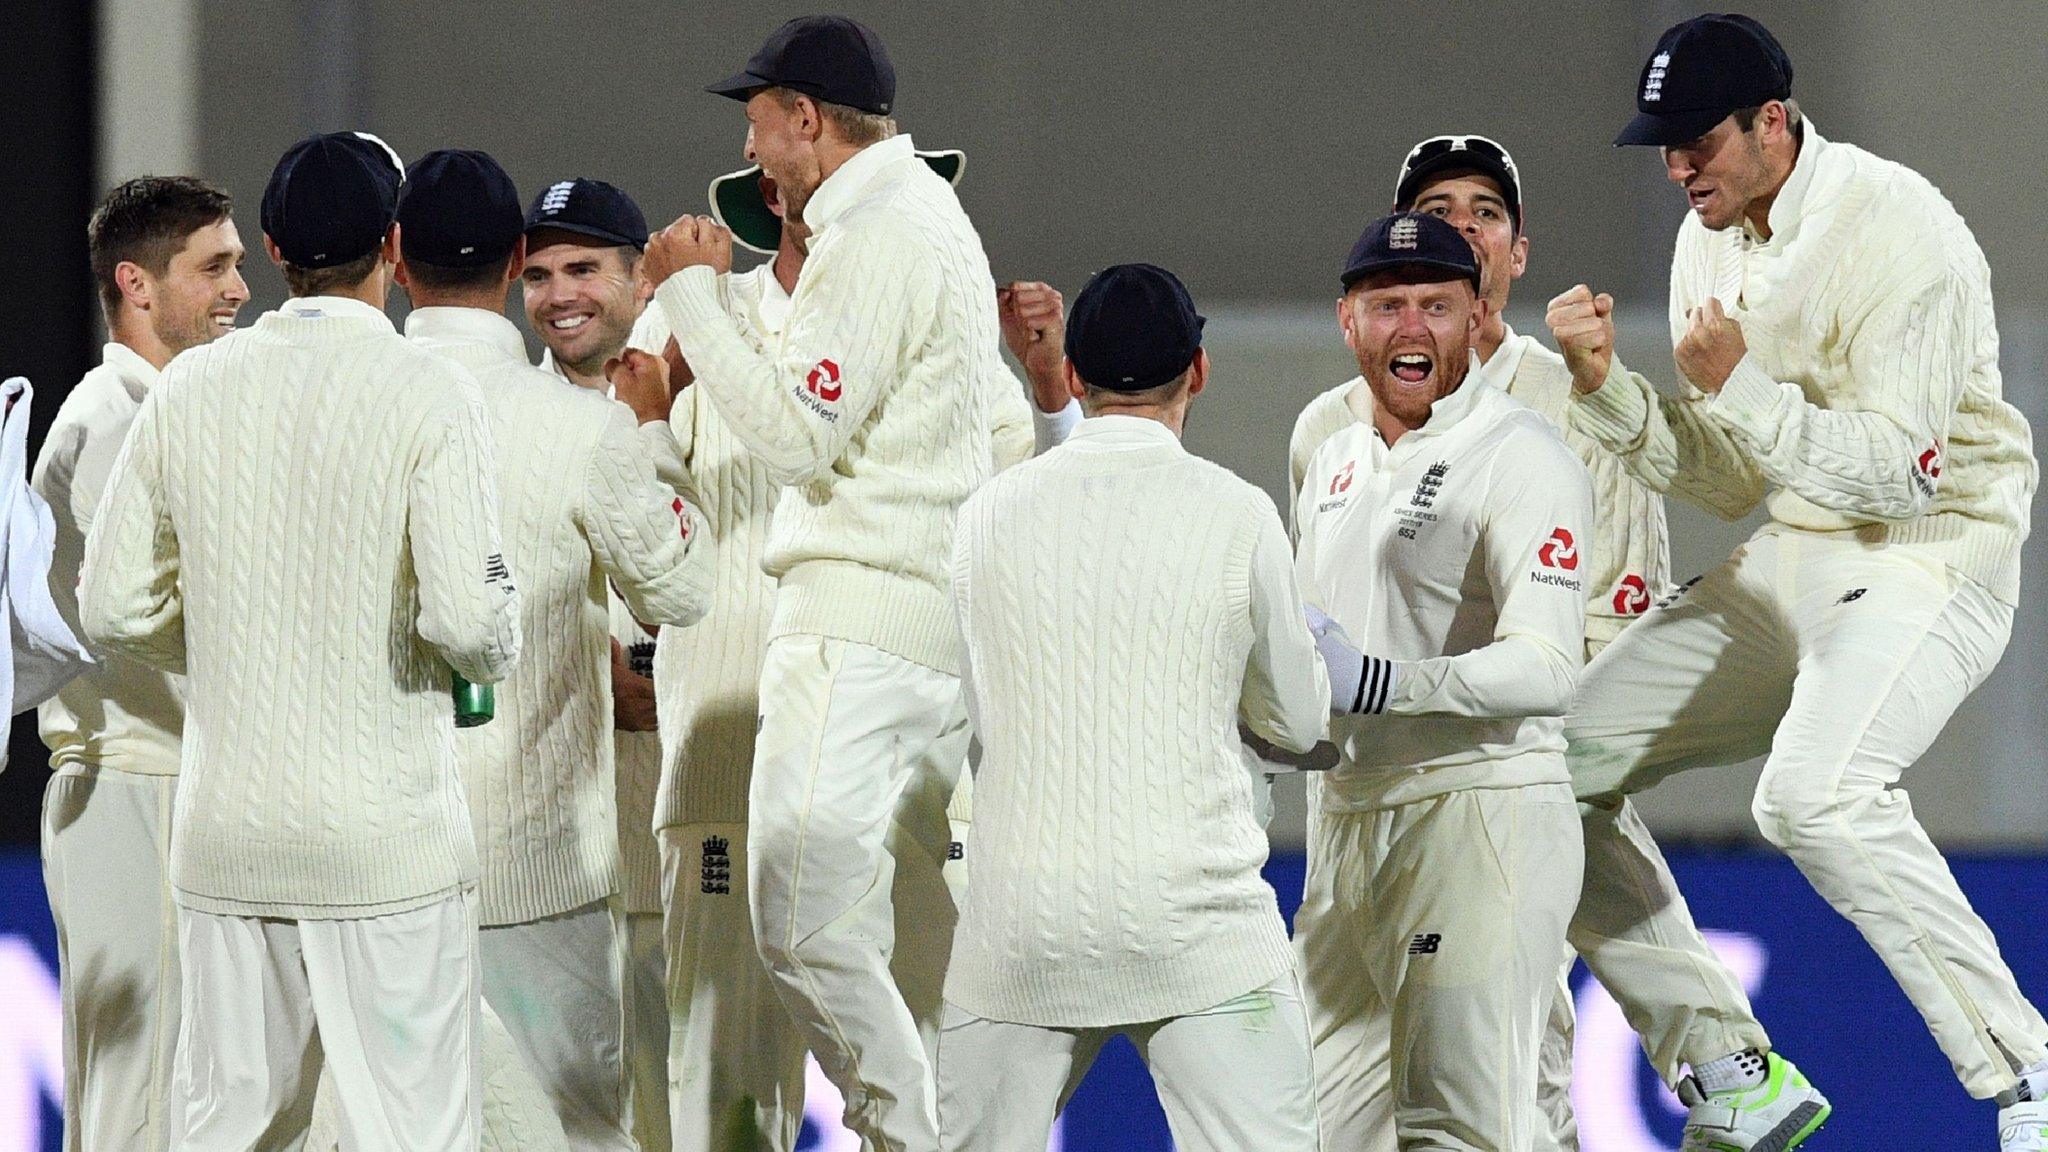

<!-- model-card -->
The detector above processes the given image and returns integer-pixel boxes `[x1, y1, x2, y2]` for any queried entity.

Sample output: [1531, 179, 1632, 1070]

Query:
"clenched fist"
[997, 280, 1068, 413]
[605, 347, 678, 426]
[1674, 296, 1747, 395]
[642, 214, 733, 289]
[1547, 284, 1617, 395]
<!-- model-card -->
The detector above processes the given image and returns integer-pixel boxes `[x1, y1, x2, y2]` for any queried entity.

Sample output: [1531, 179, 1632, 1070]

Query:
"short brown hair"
[281, 250, 381, 297]
[88, 176, 234, 319]
[771, 88, 897, 147]
[403, 259, 508, 294]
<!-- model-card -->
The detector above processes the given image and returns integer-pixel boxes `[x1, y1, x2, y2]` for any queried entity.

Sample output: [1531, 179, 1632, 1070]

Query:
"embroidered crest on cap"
[1644, 52, 1671, 102]
[1389, 217, 1420, 250]
[540, 180, 574, 215]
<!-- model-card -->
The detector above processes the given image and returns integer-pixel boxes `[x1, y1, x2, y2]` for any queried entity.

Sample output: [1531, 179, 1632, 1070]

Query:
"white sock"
[1693, 1048, 1769, 1096]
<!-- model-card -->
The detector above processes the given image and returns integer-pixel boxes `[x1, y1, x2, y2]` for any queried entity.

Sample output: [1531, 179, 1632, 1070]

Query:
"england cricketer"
[33, 175, 245, 1152]
[1294, 211, 1592, 1152]
[941, 262, 1329, 1152]
[632, 16, 1022, 1148]
[79, 131, 522, 1151]
[1548, 13, 2040, 1150]
[397, 149, 714, 1152]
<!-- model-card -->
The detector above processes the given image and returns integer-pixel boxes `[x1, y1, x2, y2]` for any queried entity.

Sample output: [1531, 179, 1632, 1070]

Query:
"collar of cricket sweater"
[99, 341, 161, 404]
[1740, 120, 1830, 249]
[799, 133, 920, 236]
[404, 306, 529, 364]
[277, 295, 393, 325]
[1062, 413, 1188, 453]
[1487, 322, 1533, 385]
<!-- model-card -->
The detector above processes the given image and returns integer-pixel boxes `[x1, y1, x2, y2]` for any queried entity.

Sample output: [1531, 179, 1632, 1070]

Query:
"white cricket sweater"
[947, 415, 1329, 1027]
[608, 595, 663, 912]
[657, 133, 1006, 675]
[1289, 326, 1671, 649]
[407, 306, 711, 926]
[34, 342, 184, 776]
[1571, 122, 2036, 603]
[1295, 359, 1594, 811]
[80, 296, 522, 918]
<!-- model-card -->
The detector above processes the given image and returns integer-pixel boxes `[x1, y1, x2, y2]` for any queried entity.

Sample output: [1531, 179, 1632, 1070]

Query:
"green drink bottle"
[452, 672, 495, 728]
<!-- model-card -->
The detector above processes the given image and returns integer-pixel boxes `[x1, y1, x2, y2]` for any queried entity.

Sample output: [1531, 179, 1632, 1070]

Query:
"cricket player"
[628, 15, 1022, 1149]
[79, 131, 521, 1151]
[1293, 212, 1591, 1152]
[397, 148, 714, 1152]
[521, 175, 677, 1152]
[1545, 14, 2042, 1150]
[941, 262, 1328, 1152]
[32, 175, 244, 1152]
[618, 158, 1070, 1149]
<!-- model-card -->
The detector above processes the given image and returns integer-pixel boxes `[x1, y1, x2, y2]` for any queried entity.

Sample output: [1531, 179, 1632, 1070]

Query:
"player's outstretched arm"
[77, 388, 185, 673]
[576, 401, 714, 629]
[1240, 501, 1330, 753]
[409, 381, 523, 684]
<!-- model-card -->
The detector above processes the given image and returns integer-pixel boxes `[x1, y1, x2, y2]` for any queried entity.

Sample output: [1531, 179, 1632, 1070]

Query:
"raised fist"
[1546, 284, 1616, 395]
[997, 280, 1068, 412]
[642, 214, 733, 289]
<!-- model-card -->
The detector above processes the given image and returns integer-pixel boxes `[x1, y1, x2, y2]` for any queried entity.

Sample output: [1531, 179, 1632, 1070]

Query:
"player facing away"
[1547, 13, 2041, 1151]
[397, 149, 716, 1152]
[79, 132, 522, 1152]
[1293, 212, 1591, 1152]
[940, 263, 1329, 1152]
[34, 175, 246, 1152]
[637, 15, 1016, 1150]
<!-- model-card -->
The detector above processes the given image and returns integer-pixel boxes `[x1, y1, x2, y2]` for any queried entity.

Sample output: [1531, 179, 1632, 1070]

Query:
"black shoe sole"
[1755, 1101, 1829, 1152]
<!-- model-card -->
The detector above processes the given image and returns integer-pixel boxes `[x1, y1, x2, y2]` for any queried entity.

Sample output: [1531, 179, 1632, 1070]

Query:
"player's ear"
[1063, 358, 1085, 402]
[1510, 233, 1529, 281]
[114, 260, 153, 312]
[503, 235, 527, 284]
[1185, 349, 1210, 398]
[1336, 295, 1359, 354]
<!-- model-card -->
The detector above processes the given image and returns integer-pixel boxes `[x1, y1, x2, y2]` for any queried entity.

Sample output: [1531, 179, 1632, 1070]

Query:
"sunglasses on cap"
[1397, 135, 1520, 190]
[1395, 134, 1524, 231]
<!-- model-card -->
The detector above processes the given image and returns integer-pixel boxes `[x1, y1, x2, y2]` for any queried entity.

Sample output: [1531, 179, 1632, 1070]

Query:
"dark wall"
[0, 1, 95, 844]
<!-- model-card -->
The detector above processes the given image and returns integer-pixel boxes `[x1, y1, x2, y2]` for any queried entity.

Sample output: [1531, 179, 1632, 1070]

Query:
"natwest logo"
[1612, 574, 1651, 615]
[671, 496, 692, 540]
[1918, 442, 1942, 479]
[1329, 460, 1355, 495]
[805, 358, 843, 402]
[1538, 527, 1579, 571]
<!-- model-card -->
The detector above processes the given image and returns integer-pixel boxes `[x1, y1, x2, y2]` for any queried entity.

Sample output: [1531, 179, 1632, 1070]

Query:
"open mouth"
[1687, 187, 1714, 210]
[210, 312, 236, 331]
[548, 313, 594, 333]
[1390, 354, 1433, 384]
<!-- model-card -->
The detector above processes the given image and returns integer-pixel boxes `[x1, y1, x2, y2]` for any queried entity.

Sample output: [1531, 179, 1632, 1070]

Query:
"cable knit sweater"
[1570, 122, 2035, 603]
[1290, 326, 1671, 649]
[608, 595, 663, 912]
[80, 296, 521, 918]
[35, 342, 185, 775]
[947, 416, 1329, 1027]
[656, 134, 1006, 675]
[407, 306, 711, 926]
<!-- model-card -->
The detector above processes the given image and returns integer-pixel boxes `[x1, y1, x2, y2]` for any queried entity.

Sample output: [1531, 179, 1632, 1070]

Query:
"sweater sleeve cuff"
[1568, 358, 1652, 452]
[654, 266, 727, 338]
[1704, 353, 1788, 442]
[1032, 397, 1083, 454]
[635, 420, 690, 491]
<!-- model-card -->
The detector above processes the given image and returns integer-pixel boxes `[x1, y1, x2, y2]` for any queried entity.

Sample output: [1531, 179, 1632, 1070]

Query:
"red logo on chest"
[805, 359, 843, 402]
[1918, 442, 1942, 479]
[1538, 528, 1579, 571]
[1329, 460, 1355, 495]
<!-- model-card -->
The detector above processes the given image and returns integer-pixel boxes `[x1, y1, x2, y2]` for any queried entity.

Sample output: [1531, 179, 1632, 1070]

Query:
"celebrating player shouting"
[1550, 13, 2041, 1150]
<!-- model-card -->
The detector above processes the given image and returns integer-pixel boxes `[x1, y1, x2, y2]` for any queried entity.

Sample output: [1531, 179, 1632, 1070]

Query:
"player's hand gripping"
[1674, 296, 1747, 395]
[1547, 284, 1617, 395]
[605, 347, 678, 426]
[997, 280, 1069, 413]
[642, 214, 733, 288]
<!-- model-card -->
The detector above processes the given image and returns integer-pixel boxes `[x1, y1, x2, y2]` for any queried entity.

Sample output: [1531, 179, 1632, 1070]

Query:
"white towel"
[1, 377, 92, 763]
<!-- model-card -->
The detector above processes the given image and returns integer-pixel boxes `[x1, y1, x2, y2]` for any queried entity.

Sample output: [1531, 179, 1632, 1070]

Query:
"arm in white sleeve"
[1032, 396, 1083, 455]
[1388, 429, 1591, 719]
[984, 365, 1037, 471]
[408, 382, 522, 684]
[579, 406, 714, 628]
[1239, 499, 1330, 753]
[1569, 357, 1770, 522]
[1703, 271, 1964, 522]
[77, 389, 185, 672]
[656, 220, 939, 487]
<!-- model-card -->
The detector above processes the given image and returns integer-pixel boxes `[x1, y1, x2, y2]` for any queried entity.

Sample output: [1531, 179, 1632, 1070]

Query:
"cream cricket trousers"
[748, 634, 971, 1152]
[42, 763, 179, 1152]
[1569, 531, 2048, 1099]
[619, 907, 671, 1152]
[168, 888, 482, 1151]
[936, 970, 1319, 1152]
[1297, 782, 1582, 1151]
[658, 774, 971, 1152]
[480, 899, 637, 1152]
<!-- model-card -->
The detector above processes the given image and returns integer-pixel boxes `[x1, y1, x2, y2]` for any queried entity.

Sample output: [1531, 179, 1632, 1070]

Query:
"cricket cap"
[707, 16, 896, 116]
[1063, 263, 1205, 393]
[261, 131, 404, 269]
[1615, 14, 1793, 147]
[523, 178, 649, 251]
[1340, 212, 1480, 292]
[397, 149, 523, 269]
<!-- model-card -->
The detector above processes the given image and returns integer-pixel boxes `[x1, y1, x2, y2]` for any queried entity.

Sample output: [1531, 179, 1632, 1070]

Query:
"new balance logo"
[947, 841, 964, 861]
[483, 553, 515, 593]
[1656, 575, 1702, 610]
[701, 836, 732, 894]
[1837, 588, 1867, 605]
[1408, 933, 1441, 956]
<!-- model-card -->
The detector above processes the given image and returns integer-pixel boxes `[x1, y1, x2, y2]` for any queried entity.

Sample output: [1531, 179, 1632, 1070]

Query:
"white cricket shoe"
[2002, 1101, 2048, 1151]
[1676, 1052, 1830, 1152]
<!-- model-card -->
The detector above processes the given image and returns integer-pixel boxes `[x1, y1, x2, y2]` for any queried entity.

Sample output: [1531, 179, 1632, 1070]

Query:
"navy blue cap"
[707, 16, 896, 116]
[397, 149, 522, 269]
[1616, 14, 1792, 146]
[260, 132, 404, 269]
[1394, 135, 1524, 233]
[1063, 264, 1206, 393]
[524, 178, 649, 251]
[1340, 212, 1480, 292]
